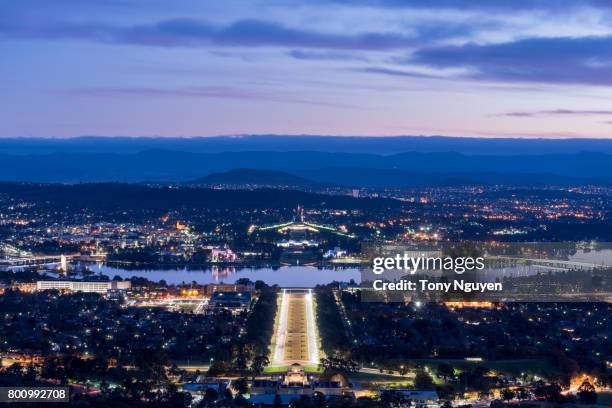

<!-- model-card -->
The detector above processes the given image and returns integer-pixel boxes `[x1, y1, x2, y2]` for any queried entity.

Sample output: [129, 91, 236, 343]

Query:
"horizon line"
[2, 133, 612, 141]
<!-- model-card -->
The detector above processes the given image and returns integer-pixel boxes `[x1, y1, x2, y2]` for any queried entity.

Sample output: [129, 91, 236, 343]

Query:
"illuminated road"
[272, 288, 319, 365]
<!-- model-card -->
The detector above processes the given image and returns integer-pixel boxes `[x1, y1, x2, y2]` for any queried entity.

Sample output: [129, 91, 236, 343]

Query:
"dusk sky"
[4, 0, 612, 138]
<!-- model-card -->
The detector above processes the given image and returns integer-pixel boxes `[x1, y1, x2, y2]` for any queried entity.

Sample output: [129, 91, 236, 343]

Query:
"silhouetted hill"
[191, 168, 320, 187]
[0, 182, 399, 211]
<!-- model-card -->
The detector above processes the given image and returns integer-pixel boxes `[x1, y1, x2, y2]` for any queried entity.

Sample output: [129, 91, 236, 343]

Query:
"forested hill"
[0, 182, 401, 211]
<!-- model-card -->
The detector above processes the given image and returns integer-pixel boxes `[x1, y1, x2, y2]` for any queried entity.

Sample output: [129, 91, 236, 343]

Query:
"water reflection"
[92, 264, 362, 287]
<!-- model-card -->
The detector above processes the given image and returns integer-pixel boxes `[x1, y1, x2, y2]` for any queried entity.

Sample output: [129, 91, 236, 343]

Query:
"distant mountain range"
[0, 149, 610, 186]
[0, 136, 611, 186]
[2, 135, 612, 155]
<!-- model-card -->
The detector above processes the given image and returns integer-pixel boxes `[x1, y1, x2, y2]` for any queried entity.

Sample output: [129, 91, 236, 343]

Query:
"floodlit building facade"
[36, 280, 131, 293]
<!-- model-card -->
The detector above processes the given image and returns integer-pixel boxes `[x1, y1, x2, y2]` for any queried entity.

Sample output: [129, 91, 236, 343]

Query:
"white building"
[36, 280, 131, 293]
[204, 245, 238, 262]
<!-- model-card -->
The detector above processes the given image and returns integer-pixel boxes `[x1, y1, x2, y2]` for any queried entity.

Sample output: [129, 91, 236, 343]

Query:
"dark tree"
[577, 381, 597, 404]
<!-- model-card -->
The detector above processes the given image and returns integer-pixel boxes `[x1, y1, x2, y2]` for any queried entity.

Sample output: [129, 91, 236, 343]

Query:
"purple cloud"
[0, 18, 422, 50]
[288, 49, 369, 61]
[501, 109, 612, 117]
[353, 67, 441, 79]
[318, 0, 612, 11]
[410, 36, 612, 86]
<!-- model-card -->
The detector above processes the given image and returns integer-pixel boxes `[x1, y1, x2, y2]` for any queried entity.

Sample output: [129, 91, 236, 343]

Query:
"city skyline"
[1, 3, 611, 404]
[4, 0, 612, 138]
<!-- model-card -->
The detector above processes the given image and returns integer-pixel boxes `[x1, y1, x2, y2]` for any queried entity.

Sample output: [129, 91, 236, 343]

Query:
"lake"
[91, 264, 362, 287]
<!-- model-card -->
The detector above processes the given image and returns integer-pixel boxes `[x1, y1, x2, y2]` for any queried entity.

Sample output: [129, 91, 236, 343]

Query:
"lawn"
[348, 372, 414, 385]
[408, 358, 559, 376]
[264, 364, 321, 373]
[264, 365, 290, 373]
